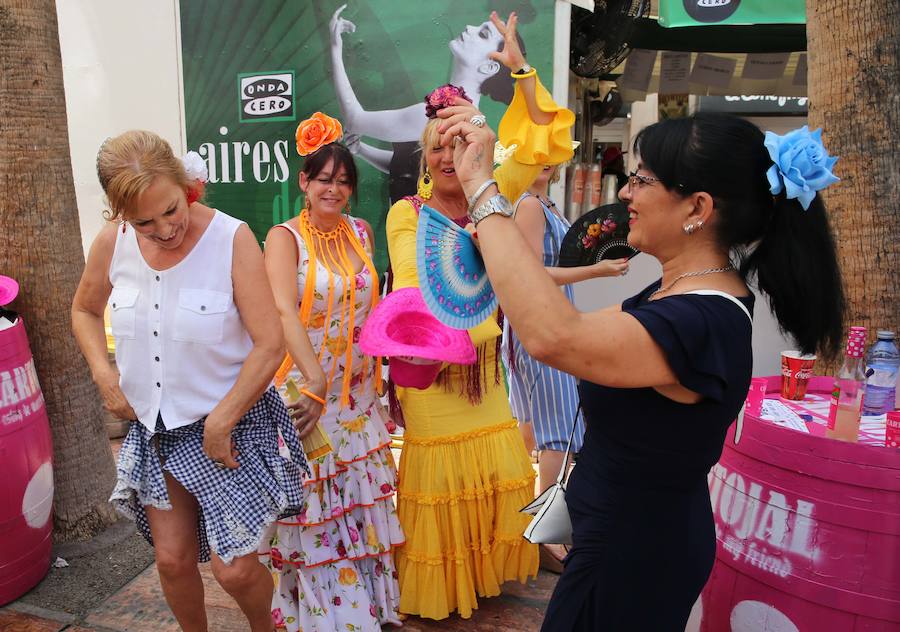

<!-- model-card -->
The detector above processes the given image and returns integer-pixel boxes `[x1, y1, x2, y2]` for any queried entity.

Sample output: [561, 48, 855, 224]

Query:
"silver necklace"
[650, 265, 735, 298]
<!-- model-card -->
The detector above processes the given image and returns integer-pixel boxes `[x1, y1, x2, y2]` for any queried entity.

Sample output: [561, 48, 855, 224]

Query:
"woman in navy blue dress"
[436, 47, 845, 630]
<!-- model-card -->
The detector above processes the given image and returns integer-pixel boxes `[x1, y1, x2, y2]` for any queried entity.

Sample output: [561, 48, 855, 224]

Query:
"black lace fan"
[559, 203, 639, 268]
[570, 0, 652, 79]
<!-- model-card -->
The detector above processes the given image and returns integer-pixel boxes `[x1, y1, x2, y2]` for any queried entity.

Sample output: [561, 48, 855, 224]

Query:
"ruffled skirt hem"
[396, 418, 539, 620]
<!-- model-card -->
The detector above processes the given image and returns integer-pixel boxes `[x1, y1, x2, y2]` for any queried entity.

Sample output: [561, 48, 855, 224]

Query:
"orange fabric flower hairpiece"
[295, 112, 343, 156]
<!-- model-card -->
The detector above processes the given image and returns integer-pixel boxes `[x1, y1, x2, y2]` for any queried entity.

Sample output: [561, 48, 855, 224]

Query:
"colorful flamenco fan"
[558, 202, 640, 268]
[416, 204, 497, 330]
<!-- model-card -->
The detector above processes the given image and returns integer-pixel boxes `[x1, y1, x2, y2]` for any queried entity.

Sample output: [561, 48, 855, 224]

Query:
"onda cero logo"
[683, 0, 741, 22]
[238, 71, 295, 123]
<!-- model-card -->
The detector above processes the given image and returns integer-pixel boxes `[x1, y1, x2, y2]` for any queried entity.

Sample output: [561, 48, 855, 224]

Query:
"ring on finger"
[469, 114, 487, 128]
[213, 460, 227, 469]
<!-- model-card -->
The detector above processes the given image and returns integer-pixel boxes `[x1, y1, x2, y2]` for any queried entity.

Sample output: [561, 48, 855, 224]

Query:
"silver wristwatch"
[469, 193, 514, 226]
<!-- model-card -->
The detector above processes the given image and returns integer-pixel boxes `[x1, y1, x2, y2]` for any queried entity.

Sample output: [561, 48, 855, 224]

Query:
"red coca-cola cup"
[780, 350, 816, 400]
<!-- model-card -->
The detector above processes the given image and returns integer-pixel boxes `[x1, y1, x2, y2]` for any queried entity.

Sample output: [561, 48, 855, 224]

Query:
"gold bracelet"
[510, 68, 537, 80]
[300, 388, 326, 406]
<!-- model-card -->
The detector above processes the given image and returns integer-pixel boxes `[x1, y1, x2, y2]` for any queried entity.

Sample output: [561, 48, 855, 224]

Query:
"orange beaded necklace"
[274, 210, 382, 407]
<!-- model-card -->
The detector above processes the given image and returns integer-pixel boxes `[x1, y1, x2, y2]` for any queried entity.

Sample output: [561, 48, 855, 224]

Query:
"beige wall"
[57, 0, 183, 257]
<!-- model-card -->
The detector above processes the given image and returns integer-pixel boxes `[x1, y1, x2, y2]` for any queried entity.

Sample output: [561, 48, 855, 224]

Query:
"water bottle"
[862, 330, 900, 415]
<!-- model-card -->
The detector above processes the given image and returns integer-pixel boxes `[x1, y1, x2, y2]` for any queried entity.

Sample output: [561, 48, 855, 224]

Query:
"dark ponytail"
[742, 194, 845, 358]
[634, 112, 845, 359]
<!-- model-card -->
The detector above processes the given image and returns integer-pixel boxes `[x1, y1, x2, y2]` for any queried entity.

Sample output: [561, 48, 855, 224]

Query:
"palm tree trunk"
[0, 0, 117, 539]
[806, 0, 900, 363]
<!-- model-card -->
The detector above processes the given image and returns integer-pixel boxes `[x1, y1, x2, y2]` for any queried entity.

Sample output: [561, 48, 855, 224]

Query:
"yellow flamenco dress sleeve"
[385, 199, 420, 292]
[495, 70, 576, 202]
[385, 198, 501, 347]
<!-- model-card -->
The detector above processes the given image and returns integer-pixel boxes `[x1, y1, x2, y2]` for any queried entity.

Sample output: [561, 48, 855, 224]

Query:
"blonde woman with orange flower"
[262, 113, 404, 631]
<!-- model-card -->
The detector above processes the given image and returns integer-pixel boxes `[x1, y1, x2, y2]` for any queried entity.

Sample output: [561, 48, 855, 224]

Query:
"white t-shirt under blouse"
[107, 210, 253, 432]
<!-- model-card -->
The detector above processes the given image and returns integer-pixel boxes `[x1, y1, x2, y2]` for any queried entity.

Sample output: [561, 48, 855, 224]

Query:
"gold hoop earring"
[344, 201, 351, 215]
[417, 171, 433, 200]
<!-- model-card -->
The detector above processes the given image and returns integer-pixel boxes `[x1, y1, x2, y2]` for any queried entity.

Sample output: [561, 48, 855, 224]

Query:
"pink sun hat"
[360, 287, 476, 389]
[0, 275, 19, 306]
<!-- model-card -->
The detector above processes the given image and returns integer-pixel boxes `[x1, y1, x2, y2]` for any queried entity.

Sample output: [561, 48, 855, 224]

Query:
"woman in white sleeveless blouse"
[72, 130, 306, 632]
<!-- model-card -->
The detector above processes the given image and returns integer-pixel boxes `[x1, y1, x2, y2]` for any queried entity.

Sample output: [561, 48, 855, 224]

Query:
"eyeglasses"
[627, 170, 661, 192]
[626, 170, 684, 194]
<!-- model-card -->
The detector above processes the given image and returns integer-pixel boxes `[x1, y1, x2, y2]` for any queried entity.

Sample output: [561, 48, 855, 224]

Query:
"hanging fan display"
[570, 0, 652, 78]
[590, 88, 623, 127]
[558, 203, 640, 267]
[416, 205, 497, 330]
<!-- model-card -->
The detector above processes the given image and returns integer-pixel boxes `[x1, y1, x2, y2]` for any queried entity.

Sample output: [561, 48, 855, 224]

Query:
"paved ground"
[2, 553, 557, 631]
[1, 441, 557, 631]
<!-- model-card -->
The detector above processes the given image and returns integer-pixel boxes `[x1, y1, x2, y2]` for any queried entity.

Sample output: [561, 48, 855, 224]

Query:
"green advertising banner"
[659, 0, 806, 28]
[180, 0, 555, 272]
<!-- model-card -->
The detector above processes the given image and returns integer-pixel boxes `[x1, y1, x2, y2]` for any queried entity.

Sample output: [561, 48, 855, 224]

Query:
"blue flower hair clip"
[764, 126, 839, 210]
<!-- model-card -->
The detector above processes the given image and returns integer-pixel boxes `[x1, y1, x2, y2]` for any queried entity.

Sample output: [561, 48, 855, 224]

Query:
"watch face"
[558, 203, 640, 267]
[473, 195, 512, 223]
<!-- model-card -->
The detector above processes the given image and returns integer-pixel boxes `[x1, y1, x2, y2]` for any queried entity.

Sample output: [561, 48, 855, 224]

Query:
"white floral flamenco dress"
[264, 213, 404, 631]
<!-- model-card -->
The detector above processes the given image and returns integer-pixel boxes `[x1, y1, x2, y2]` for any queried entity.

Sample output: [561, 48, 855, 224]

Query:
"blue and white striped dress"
[502, 193, 584, 453]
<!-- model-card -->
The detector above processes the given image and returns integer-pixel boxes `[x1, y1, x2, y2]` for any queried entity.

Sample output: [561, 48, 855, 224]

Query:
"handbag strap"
[556, 401, 582, 485]
[685, 289, 753, 324]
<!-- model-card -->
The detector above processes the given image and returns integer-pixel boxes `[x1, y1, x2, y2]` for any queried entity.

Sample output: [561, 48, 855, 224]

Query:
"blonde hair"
[418, 119, 442, 179]
[96, 130, 192, 221]
[549, 164, 562, 185]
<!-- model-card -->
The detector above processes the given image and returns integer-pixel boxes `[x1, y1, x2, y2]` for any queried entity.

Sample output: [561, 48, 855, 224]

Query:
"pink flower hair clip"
[424, 84, 473, 119]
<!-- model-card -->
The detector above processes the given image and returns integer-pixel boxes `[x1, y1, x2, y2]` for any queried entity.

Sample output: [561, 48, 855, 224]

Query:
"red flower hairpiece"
[424, 84, 472, 119]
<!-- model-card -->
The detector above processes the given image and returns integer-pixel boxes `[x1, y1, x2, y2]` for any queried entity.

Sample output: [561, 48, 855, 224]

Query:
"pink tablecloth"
[758, 376, 888, 447]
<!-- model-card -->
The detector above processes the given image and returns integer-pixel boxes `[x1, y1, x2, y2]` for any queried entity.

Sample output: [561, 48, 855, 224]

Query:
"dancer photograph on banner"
[72, 131, 308, 632]
[262, 111, 404, 631]
[384, 10, 577, 621]
[437, 19, 845, 627]
[329, 2, 525, 202]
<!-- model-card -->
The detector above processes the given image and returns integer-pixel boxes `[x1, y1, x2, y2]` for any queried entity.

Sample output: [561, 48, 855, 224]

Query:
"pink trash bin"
[700, 377, 900, 631]
[0, 318, 54, 605]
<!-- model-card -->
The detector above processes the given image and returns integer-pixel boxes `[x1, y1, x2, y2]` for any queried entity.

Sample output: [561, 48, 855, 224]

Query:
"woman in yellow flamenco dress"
[385, 12, 575, 620]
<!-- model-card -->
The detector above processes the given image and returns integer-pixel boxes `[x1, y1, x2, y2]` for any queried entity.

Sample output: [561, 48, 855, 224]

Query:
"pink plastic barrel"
[699, 376, 900, 631]
[0, 318, 54, 605]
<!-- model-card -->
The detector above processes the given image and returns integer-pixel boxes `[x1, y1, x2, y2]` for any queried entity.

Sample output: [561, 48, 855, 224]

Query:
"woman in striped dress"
[502, 165, 628, 571]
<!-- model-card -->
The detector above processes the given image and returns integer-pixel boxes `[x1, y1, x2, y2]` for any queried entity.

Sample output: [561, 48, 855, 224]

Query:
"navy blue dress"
[541, 281, 754, 632]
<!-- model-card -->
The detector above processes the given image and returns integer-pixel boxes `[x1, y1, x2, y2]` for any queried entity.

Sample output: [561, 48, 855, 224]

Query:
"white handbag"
[520, 404, 580, 545]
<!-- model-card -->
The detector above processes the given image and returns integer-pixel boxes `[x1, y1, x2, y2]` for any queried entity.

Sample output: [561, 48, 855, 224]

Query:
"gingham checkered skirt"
[110, 387, 308, 564]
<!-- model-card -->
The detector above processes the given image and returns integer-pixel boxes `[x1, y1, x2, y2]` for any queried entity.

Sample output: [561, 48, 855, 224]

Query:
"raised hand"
[330, 4, 357, 47]
[436, 99, 497, 199]
[488, 11, 527, 72]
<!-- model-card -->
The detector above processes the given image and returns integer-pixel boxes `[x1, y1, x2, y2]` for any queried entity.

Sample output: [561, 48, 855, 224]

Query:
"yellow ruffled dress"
[385, 73, 574, 620]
